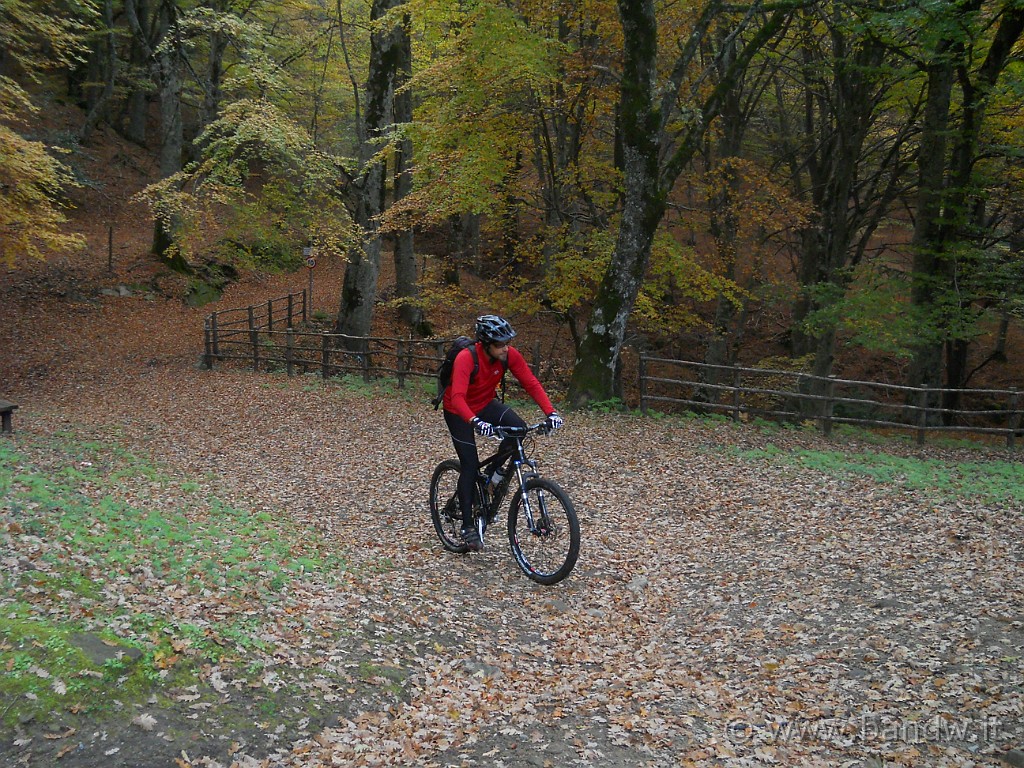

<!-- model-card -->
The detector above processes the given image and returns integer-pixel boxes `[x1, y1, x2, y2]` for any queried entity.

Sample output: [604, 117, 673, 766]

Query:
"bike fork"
[526, 489, 554, 535]
[515, 471, 546, 534]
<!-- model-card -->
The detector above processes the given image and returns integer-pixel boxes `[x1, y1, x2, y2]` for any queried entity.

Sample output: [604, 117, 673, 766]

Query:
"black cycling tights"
[443, 399, 527, 528]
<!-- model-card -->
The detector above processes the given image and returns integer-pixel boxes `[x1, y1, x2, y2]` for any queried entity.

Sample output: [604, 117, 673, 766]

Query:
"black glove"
[471, 417, 494, 438]
[546, 412, 564, 431]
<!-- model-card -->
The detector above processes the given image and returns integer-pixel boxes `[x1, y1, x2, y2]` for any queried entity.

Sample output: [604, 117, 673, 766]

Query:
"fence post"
[916, 385, 930, 446]
[397, 339, 407, 388]
[796, 373, 807, 422]
[1009, 388, 1021, 450]
[211, 311, 220, 360]
[248, 306, 260, 372]
[639, 354, 647, 415]
[436, 340, 446, 381]
[287, 293, 294, 329]
[203, 319, 213, 370]
[267, 298, 274, 332]
[286, 328, 294, 377]
[362, 345, 371, 383]
[732, 365, 741, 422]
[822, 375, 837, 437]
[302, 289, 308, 325]
[321, 334, 330, 379]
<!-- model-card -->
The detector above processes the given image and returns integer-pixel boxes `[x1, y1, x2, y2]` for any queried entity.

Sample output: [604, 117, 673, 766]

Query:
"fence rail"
[203, 291, 453, 386]
[639, 355, 1023, 448]
[203, 294, 546, 387]
[205, 290, 310, 365]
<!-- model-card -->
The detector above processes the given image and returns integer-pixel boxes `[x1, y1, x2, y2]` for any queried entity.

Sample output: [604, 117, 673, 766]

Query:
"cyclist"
[443, 314, 563, 551]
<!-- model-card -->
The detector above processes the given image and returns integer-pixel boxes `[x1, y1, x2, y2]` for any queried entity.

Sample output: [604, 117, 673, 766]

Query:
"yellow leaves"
[137, 93, 362, 270]
[0, 4, 90, 266]
[154, 651, 180, 670]
[0, 2, 92, 76]
[0, 124, 86, 266]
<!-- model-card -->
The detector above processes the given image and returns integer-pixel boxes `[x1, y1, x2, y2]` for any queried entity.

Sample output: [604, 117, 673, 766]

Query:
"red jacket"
[443, 342, 554, 423]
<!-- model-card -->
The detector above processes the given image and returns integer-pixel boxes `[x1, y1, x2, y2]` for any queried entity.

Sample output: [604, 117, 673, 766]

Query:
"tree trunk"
[447, 213, 480, 274]
[700, 160, 742, 398]
[123, 0, 152, 147]
[334, 0, 407, 340]
[80, 0, 116, 143]
[201, 28, 227, 129]
[336, 177, 385, 349]
[390, 12, 424, 332]
[906, 23, 960, 396]
[124, 0, 185, 265]
[152, 16, 184, 263]
[943, 338, 970, 423]
[698, 170, 742, 396]
[569, 0, 663, 406]
[701, 32, 746, 387]
[393, 140, 423, 330]
[568, 1, 790, 407]
[499, 152, 523, 263]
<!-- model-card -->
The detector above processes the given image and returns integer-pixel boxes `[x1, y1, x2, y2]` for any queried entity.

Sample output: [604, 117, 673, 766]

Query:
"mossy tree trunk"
[392, 14, 426, 334]
[125, 0, 185, 268]
[568, 0, 790, 407]
[908, 1, 1024, 419]
[335, 0, 410, 345]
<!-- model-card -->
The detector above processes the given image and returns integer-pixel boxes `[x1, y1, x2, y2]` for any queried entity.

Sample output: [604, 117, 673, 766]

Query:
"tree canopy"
[6, 0, 1024, 404]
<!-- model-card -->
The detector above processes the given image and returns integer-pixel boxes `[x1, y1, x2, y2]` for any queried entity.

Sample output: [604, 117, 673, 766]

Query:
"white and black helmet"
[475, 314, 517, 344]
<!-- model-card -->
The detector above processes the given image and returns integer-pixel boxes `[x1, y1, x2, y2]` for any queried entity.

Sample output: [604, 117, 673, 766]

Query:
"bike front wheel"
[429, 459, 468, 553]
[507, 477, 580, 585]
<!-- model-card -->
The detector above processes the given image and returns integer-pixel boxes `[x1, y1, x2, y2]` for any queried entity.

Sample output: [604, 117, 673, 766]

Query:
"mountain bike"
[429, 423, 580, 585]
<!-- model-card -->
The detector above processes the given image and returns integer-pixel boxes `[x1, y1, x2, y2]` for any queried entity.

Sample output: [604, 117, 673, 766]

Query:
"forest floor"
[3, 230, 1024, 768]
[2, 111, 1024, 768]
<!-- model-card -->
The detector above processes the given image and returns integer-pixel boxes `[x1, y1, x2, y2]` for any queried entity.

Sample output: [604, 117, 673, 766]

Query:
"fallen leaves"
[1, 268, 1022, 768]
[133, 713, 158, 731]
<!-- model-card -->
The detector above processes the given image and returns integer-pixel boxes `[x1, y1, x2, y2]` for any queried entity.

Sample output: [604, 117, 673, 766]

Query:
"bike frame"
[476, 424, 548, 532]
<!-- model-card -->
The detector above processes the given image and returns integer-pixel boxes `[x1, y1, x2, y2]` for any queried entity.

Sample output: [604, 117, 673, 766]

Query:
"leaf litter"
[1, 269, 1022, 768]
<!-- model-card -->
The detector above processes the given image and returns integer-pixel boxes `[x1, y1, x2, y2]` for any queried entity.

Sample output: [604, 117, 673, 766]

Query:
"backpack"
[432, 336, 507, 410]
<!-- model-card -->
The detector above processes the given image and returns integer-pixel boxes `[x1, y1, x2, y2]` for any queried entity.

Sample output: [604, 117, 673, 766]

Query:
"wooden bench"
[0, 400, 17, 433]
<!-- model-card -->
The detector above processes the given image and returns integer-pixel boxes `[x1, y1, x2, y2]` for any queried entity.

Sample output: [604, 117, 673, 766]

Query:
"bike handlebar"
[492, 422, 552, 440]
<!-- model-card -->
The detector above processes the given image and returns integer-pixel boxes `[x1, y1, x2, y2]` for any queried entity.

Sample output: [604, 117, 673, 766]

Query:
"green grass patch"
[732, 444, 1024, 504]
[0, 607, 178, 725]
[0, 436, 350, 727]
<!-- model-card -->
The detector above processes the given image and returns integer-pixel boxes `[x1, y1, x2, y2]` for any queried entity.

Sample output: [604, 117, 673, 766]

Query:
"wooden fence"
[203, 290, 309, 366]
[202, 293, 1021, 447]
[203, 290, 451, 386]
[201, 290, 545, 389]
[639, 355, 1024, 448]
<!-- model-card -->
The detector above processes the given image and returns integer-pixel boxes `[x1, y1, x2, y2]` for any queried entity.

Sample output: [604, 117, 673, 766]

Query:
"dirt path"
[2, 270, 1023, 768]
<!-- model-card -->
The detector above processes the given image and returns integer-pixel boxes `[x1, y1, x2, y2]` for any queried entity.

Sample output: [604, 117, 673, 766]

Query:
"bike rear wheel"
[507, 477, 580, 585]
[429, 459, 468, 553]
